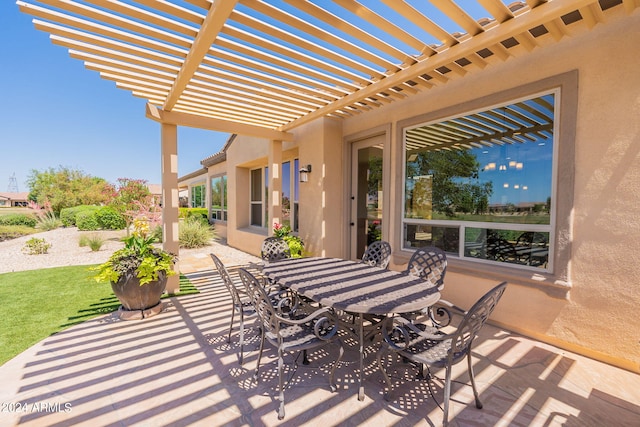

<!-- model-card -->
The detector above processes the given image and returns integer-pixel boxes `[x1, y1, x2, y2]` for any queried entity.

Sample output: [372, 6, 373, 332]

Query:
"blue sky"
[0, 2, 230, 192]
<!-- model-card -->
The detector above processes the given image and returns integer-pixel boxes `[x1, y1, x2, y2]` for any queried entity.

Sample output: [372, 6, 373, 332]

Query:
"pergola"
[17, 0, 639, 290]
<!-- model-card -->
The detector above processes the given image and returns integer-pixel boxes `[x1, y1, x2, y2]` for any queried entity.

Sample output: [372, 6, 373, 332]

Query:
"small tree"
[27, 166, 112, 214]
[123, 199, 162, 239]
[108, 178, 153, 234]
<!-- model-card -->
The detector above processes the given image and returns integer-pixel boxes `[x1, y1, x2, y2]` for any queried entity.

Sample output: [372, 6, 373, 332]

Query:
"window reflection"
[403, 93, 555, 269]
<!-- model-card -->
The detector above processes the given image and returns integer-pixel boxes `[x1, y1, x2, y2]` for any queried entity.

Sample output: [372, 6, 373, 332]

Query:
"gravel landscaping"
[0, 227, 260, 274]
[0, 228, 128, 274]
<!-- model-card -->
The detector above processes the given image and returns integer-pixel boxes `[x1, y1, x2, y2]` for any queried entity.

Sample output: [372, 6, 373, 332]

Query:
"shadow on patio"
[1, 266, 639, 427]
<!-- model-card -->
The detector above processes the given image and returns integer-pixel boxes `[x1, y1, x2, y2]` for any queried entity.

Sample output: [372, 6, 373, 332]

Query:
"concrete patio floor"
[1, 249, 639, 427]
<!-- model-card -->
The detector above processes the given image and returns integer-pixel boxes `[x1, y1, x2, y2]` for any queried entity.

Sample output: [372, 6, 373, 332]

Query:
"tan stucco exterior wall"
[297, 118, 344, 257]
[225, 136, 301, 255]
[337, 11, 640, 372]
[214, 9, 639, 372]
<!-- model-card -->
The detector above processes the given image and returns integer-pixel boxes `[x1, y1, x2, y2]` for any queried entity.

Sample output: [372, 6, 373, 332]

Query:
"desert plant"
[179, 216, 215, 248]
[60, 206, 81, 227]
[36, 215, 63, 231]
[27, 201, 62, 231]
[22, 237, 51, 255]
[78, 235, 89, 247]
[60, 205, 100, 227]
[79, 234, 105, 251]
[179, 207, 209, 220]
[87, 235, 106, 252]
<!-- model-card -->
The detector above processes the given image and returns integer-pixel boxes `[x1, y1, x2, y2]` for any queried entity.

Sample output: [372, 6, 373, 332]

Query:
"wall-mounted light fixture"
[299, 164, 312, 183]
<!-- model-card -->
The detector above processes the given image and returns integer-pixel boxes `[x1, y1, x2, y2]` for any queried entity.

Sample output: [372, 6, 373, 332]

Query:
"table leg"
[358, 313, 364, 401]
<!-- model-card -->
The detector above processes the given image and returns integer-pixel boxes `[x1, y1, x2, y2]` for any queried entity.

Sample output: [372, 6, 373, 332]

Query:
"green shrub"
[0, 213, 37, 228]
[76, 210, 100, 231]
[22, 237, 51, 255]
[179, 216, 215, 248]
[179, 207, 209, 220]
[60, 206, 80, 227]
[0, 225, 37, 241]
[60, 205, 100, 227]
[95, 206, 126, 230]
[273, 223, 305, 258]
[283, 235, 305, 258]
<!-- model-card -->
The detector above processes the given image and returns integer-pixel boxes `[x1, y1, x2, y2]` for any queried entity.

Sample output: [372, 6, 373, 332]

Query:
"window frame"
[190, 182, 206, 208]
[210, 174, 227, 222]
[250, 168, 264, 227]
[394, 72, 577, 292]
[401, 89, 559, 273]
[249, 159, 300, 231]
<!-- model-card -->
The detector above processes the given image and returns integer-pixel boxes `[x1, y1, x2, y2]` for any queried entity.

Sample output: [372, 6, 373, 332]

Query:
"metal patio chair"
[361, 240, 392, 269]
[260, 237, 291, 262]
[404, 246, 448, 290]
[237, 268, 344, 420]
[377, 281, 508, 427]
[210, 253, 254, 365]
[402, 247, 453, 326]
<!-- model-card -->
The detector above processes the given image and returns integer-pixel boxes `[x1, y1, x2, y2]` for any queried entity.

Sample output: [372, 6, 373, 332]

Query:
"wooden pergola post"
[268, 139, 283, 235]
[161, 123, 180, 293]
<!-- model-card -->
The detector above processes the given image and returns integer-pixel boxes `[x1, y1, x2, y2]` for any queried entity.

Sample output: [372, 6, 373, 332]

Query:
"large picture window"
[403, 91, 556, 271]
[211, 175, 227, 221]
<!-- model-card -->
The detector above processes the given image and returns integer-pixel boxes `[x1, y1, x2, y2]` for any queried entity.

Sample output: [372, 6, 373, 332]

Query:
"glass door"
[350, 136, 384, 260]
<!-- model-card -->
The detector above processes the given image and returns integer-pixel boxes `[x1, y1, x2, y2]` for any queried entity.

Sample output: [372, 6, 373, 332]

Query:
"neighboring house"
[146, 184, 162, 200]
[179, 12, 640, 373]
[0, 192, 29, 207]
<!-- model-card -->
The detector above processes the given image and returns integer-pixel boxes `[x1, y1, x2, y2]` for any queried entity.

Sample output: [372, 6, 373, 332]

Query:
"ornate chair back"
[261, 237, 291, 262]
[405, 247, 447, 290]
[238, 267, 278, 333]
[210, 253, 254, 364]
[210, 254, 243, 308]
[361, 240, 392, 269]
[237, 267, 343, 420]
[449, 281, 507, 364]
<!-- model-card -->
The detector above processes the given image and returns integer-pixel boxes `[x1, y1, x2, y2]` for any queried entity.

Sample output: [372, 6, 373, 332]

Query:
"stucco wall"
[225, 136, 303, 256]
[297, 118, 344, 257]
[215, 10, 639, 371]
[339, 12, 640, 371]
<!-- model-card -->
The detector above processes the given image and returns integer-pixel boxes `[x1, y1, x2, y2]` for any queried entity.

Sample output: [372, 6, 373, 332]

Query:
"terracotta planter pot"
[111, 272, 167, 319]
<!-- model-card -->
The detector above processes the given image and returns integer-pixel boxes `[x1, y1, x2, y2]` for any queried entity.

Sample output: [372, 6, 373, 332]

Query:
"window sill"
[237, 226, 268, 236]
[392, 250, 571, 299]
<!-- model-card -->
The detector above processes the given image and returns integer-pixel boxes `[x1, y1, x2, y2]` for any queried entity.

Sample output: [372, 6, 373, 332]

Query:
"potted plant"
[273, 223, 304, 258]
[92, 218, 177, 320]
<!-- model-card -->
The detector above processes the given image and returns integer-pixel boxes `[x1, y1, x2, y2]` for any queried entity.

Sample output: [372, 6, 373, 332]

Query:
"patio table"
[262, 257, 441, 400]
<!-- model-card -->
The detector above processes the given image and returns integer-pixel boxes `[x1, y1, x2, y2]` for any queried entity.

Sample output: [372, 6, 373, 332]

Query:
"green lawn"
[0, 266, 198, 366]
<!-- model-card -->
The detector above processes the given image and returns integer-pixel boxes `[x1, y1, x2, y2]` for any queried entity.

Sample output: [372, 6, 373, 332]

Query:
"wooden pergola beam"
[146, 103, 295, 141]
[163, 0, 238, 111]
[278, 0, 598, 132]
